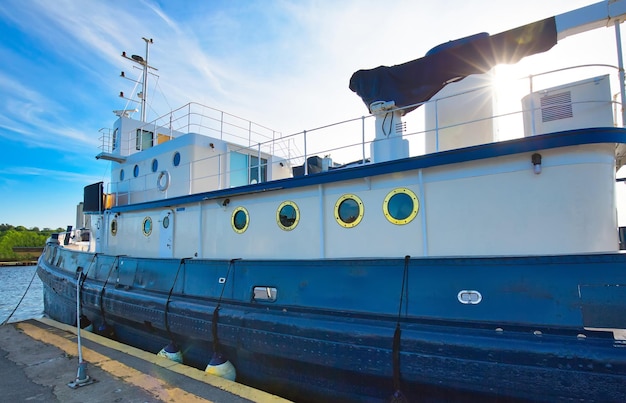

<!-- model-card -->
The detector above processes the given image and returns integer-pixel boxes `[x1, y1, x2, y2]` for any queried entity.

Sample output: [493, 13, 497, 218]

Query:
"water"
[0, 265, 44, 324]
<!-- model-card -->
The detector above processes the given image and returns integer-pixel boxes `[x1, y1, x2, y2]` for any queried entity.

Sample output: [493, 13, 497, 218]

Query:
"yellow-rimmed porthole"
[110, 219, 118, 236]
[142, 217, 152, 236]
[383, 188, 419, 225]
[334, 194, 364, 228]
[276, 201, 299, 231]
[232, 207, 249, 234]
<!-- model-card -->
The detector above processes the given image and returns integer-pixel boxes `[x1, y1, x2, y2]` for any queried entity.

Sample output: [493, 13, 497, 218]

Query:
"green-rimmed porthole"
[110, 219, 118, 236]
[334, 194, 364, 228]
[142, 216, 152, 236]
[276, 201, 299, 231]
[232, 207, 249, 233]
[383, 188, 419, 225]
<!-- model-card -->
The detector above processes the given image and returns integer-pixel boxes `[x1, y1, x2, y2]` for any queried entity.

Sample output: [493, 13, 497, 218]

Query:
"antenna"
[121, 37, 158, 122]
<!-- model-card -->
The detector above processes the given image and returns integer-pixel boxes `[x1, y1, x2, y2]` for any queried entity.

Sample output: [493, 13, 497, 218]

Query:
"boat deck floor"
[0, 318, 289, 403]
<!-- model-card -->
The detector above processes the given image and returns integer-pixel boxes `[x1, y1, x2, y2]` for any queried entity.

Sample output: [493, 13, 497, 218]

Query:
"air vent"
[522, 74, 613, 137]
[540, 91, 573, 122]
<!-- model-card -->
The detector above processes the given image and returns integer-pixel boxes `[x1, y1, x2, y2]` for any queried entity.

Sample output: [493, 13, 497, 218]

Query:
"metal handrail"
[101, 64, 622, 206]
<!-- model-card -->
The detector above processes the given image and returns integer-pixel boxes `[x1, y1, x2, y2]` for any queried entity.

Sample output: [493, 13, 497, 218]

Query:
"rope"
[389, 255, 410, 403]
[78, 254, 98, 312]
[212, 258, 239, 353]
[164, 258, 188, 338]
[99, 255, 122, 323]
[1, 265, 39, 326]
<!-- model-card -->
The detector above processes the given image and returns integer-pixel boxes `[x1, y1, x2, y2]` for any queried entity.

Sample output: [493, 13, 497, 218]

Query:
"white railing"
[105, 64, 623, 206]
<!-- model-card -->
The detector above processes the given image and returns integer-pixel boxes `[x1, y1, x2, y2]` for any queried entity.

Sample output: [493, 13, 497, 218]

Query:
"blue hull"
[37, 245, 626, 402]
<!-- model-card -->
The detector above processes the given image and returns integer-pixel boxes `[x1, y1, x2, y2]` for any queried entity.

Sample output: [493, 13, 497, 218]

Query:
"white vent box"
[522, 74, 614, 137]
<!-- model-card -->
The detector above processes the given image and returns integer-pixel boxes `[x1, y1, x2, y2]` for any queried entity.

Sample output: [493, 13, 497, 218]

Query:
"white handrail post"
[361, 116, 366, 164]
[615, 19, 626, 127]
[434, 99, 440, 152]
[529, 74, 536, 136]
[248, 121, 252, 148]
[220, 111, 224, 140]
[257, 143, 262, 183]
[302, 130, 309, 175]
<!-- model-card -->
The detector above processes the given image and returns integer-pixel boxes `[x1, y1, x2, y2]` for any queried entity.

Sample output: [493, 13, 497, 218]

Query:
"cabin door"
[94, 215, 104, 253]
[159, 210, 174, 258]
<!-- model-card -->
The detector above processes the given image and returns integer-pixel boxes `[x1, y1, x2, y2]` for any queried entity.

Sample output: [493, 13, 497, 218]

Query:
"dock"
[0, 318, 291, 403]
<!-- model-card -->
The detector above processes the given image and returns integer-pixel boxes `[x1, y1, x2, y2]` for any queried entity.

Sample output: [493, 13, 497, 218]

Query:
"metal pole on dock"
[67, 266, 93, 389]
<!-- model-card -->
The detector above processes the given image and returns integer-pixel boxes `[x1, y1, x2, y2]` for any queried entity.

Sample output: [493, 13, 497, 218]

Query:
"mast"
[140, 37, 151, 123]
[121, 37, 157, 123]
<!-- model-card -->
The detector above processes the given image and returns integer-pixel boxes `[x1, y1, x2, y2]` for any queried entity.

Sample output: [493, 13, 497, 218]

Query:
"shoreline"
[0, 261, 37, 267]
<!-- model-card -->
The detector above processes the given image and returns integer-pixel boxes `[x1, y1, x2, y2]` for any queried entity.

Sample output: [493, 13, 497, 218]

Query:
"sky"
[0, 0, 622, 229]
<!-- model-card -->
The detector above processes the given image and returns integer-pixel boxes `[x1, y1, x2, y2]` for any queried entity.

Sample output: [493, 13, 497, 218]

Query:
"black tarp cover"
[349, 17, 558, 113]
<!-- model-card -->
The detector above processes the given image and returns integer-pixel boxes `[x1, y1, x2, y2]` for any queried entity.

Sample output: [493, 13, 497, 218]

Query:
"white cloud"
[0, 166, 98, 183]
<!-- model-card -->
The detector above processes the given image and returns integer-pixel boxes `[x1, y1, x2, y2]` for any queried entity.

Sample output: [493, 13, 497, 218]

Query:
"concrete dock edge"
[0, 317, 292, 403]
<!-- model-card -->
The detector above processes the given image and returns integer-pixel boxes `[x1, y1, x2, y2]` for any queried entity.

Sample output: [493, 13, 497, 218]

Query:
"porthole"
[173, 151, 181, 167]
[151, 159, 158, 173]
[334, 194, 364, 228]
[110, 219, 118, 236]
[162, 215, 170, 229]
[133, 164, 139, 177]
[276, 201, 299, 231]
[383, 188, 419, 225]
[232, 207, 249, 233]
[119, 169, 125, 181]
[142, 217, 152, 236]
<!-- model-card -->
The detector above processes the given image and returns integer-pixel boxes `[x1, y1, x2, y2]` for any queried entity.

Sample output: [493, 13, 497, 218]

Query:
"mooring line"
[1, 265, 40, 326]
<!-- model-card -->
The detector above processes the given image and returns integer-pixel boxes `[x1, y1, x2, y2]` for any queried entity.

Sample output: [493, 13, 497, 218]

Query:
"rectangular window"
[136, 129, 154, 151]
[112, 128, 118, 151]
[250, 155, 267, 184]
[229, 152, 268, 187]
[230, 152, 249, 187]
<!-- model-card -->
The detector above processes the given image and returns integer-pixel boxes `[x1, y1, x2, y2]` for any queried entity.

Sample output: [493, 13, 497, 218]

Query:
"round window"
[173, 152, 181, 167]
[232, 207, 249, 233]
[334, 194, 364, 228]
[142, 217, 152, 236]
[162, 215, 170, 229]
[383, 188, 419, 225]
[133, 164, 139, 177]
[111, 219, 118, 236]
[119, 169, 125, 181]
[151, 159, 158, 173]
[276, 201, 299, 231]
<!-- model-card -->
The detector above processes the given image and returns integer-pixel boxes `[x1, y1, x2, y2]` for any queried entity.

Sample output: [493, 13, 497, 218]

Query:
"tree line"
[0, 224, 65, 261]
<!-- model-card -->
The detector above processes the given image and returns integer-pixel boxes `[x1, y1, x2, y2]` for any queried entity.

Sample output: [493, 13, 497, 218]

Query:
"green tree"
[0, 228, 48, 261]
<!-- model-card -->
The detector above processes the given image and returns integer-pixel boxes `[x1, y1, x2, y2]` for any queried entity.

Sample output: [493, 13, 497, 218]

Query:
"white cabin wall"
[204, 187, 322, 259]
[190, 145, 224, 193]
[168, 205, 200, 258]
[322, 177, 426, 258]
[424, 143, 617, 256]
[103, 143, 619, 259]
[106, 212, 159, 257]
[269, 157, 292, 181]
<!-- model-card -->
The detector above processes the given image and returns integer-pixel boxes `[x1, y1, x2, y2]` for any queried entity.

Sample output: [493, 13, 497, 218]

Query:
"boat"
[38, 2, 626, 401]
